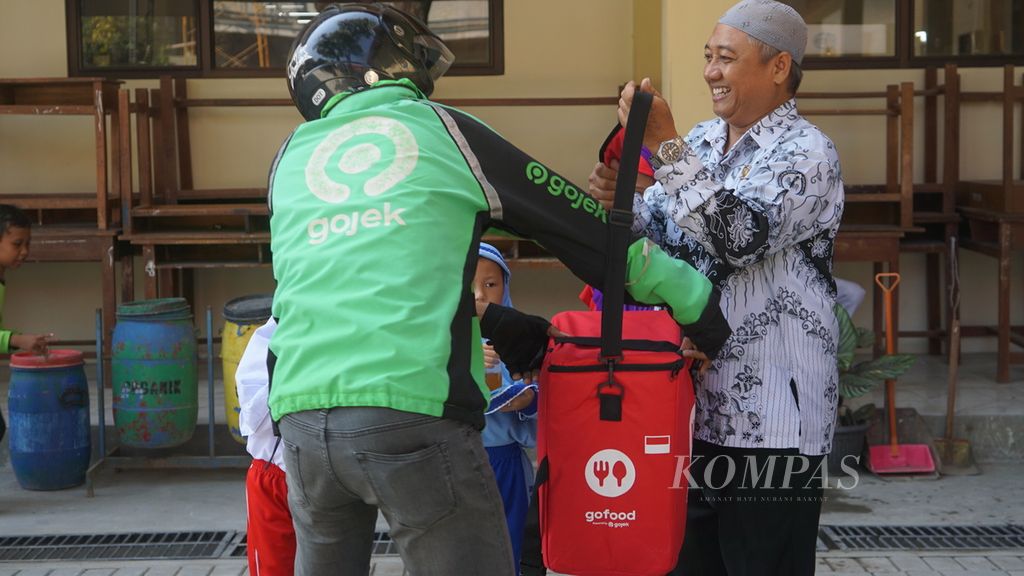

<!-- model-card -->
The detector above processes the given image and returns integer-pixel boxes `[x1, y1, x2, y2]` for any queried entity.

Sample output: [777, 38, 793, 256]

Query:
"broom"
[933, 238, 979, 474]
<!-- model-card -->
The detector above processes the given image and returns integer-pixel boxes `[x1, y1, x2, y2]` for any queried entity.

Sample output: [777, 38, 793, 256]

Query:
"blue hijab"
[478, 242, 513, 309]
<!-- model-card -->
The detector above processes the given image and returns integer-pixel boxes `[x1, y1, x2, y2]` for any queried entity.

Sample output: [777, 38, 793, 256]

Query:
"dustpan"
[866, 273, 937, 475]
[864, 406, 942, 476]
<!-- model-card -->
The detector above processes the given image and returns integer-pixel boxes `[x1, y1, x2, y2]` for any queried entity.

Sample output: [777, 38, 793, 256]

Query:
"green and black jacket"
[267, 80, 730, 428]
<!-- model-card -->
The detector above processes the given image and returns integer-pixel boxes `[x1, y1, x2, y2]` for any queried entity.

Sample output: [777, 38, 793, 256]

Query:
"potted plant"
[83, 16, 124, 67]
[829, 303, 916, 474]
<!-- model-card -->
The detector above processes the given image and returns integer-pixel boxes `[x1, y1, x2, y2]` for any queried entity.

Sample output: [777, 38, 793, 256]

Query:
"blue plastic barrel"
[7, 350, 91, 490]
[112, 298, 198, 448]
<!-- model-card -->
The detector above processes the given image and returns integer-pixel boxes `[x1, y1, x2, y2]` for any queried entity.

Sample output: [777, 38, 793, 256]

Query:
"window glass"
[913, 0, 1023, 57]
[80, 0, 198, 69]
[783, 0, 896, 58]
[71, 0, 500, 76]
[422, 0, 493, 66]
[212, 2, 321, 69]
[212, 1, 494, 70]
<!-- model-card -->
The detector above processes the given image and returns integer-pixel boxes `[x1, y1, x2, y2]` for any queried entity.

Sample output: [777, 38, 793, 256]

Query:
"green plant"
[835, 303, 916, 426]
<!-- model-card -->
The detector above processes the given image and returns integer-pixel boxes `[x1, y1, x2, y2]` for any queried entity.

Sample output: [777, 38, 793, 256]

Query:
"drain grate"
[227, 533, 248, 558]
[0, 531, 235, 561]
[228, 530, 398, 558]
[820, 525, 1024, 551]
[371, 531, 399, 556]
[8, 525, 1020, 561]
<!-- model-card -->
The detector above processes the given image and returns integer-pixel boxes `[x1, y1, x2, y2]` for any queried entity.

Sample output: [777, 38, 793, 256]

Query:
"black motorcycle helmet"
[286, 3, 455, 121]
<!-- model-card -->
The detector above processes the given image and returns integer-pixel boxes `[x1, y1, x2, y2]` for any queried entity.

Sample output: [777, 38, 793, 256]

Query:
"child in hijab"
[475, 242, 537, 574]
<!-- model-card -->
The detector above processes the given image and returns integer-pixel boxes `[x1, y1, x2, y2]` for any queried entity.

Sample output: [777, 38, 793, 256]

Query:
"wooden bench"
[116, 78, 279, 299]
[889, 64, 963, 355]
[118, 76, 622, 300]
[958, 207, 1024, 382]
[0, 78, 124, 230]
[956, 65, 1024, 214]
[950, 65, 1024, 381]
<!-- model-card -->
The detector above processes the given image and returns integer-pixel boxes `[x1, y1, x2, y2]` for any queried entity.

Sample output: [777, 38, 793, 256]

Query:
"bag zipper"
[547, 359, 686, 377]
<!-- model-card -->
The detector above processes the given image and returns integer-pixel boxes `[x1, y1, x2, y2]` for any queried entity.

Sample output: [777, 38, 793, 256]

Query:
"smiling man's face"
[703, 24, 788, 136]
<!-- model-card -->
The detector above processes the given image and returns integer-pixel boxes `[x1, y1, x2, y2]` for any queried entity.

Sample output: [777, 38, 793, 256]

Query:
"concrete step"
[846, 353, 1024, 462]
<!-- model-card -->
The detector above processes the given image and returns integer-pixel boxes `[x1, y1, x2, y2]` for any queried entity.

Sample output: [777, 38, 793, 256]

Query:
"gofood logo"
[305, 116, 415, 244]
[585, 449, 636, 498]
[584, 508, 636, 529]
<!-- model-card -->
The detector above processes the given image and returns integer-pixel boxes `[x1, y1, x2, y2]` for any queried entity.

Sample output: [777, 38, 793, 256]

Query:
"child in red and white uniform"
[236, 317, 295, 576]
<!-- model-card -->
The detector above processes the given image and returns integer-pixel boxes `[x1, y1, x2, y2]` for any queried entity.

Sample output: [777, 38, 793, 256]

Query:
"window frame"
[799, 0, 1023, 70]
[65, 0, 505, 78]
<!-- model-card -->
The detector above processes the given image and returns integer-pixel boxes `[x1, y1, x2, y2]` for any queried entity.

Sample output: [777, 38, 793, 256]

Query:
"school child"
[475, 243, 538, 574]
[235, 317, 295, 576]
[0, 204, 54, 442]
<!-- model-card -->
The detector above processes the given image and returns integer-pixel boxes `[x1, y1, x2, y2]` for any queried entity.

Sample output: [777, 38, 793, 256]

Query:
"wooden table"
[835, 225, 907, 356]
[0, 77, 123, 230]
[958, 206, 1024, 382]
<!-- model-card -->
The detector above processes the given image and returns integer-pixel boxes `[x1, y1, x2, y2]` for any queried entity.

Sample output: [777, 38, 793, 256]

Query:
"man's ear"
[772, 52, 792, 87]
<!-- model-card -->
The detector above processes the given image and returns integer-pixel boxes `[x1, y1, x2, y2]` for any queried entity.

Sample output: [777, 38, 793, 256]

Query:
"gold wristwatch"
[650, 136, 685, 170]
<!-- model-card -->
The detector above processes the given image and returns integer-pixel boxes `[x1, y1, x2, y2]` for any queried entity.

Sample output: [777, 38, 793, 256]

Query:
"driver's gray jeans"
[279, 407, 516, 576]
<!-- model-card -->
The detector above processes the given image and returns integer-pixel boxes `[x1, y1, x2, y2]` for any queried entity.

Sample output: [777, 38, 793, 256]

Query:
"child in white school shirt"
[236, 317, 295, 576]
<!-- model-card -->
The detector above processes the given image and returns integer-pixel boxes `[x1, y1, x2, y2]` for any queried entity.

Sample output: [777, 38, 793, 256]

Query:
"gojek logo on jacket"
[306, 116, 414, 245]
[526, 161, 608, 223]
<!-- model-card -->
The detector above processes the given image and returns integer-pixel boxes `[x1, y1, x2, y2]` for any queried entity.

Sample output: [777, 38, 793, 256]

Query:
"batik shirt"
[634, 99, 844, 455]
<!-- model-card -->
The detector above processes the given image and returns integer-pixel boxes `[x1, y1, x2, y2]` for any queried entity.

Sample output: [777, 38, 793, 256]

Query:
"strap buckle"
[609, 207, 634, 228]
[597, 359, 624, 422]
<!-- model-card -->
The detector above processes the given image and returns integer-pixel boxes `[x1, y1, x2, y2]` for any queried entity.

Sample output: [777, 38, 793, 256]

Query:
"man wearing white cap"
[590, 1, 844, 574]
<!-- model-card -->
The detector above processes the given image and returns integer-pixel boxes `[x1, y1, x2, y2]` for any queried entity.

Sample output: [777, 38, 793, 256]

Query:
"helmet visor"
[414, 33, 455, 82]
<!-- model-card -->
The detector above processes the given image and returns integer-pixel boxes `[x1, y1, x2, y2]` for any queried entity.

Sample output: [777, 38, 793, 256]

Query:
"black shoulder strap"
[600, 91, 652, 360]
[520, 92, 654, 575]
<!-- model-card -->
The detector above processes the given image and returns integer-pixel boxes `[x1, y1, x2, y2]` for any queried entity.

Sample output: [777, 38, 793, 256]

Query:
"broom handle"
[945, 319, 960, 442]
[875, 272, 901, 454]
[945, 237, 962, 446]
[886, 378, 898, 453]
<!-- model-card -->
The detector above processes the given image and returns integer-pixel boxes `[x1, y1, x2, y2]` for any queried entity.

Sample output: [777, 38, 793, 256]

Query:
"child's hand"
[482, 342, 501, 369]
[12, 333, 54, 355]
[499, 387, 535, 412]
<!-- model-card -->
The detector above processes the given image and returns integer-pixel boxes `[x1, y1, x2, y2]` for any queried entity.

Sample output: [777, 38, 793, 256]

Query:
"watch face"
[662, 142, 682, 161]
[657, 137, 684, 164]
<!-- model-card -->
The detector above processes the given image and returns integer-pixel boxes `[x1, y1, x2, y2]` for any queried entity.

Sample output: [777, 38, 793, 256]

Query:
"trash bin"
[8, 350, 91, 490]
[222, 293, 273, 444]
[112, 298, 198, 448]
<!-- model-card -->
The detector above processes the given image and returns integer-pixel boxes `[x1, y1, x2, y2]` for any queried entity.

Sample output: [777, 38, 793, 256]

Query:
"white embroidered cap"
[719, 0, 808, 65]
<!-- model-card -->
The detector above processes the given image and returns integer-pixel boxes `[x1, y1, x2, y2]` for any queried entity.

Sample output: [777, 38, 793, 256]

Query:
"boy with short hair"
[0, 203, 54, 441]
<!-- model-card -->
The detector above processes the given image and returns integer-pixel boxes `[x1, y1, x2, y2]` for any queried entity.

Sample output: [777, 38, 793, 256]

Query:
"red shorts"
[246, 459, 296, 576]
